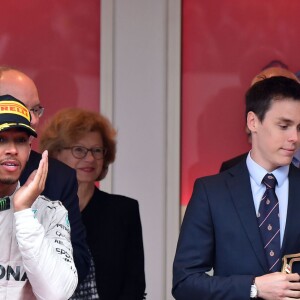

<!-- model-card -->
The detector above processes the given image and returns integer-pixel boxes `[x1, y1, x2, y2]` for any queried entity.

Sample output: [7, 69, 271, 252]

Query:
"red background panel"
[181, 0, 300, 205]
[0, 1, 100, 149]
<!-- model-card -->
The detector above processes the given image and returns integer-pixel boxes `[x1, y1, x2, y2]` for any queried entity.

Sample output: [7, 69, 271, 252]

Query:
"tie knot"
[262, 173, 277, 189]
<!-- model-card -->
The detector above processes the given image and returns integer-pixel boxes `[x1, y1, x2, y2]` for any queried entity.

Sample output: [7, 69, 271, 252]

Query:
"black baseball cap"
[0, 95, 37, 137]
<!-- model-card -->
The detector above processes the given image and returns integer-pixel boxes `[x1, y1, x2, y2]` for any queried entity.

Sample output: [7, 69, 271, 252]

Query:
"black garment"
[219, 152, 248, 172]
[82, 187, 146, 300]
[20, 150, 90, 283]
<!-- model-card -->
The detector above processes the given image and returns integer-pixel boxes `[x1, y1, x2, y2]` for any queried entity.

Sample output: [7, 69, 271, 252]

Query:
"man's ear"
[247, 111, 259, 133]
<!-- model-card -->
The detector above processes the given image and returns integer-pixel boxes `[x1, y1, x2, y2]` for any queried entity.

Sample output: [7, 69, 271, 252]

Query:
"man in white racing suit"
[0, 95, 78, 299]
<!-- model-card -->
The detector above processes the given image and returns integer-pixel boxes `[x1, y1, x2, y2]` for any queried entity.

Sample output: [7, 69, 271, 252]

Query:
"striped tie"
[258, 173, 280, 272]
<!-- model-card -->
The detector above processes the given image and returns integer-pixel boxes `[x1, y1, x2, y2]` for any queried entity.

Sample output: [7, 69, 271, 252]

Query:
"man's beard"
[0, 178, 18, 185]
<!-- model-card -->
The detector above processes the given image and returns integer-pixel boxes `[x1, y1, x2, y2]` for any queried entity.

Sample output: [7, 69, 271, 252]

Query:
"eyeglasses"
[30, 105, 45, 118]
[63, 146, 107, 160]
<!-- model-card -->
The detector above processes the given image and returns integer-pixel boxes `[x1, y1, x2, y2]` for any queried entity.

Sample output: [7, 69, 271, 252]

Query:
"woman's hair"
[39, 107, 117, 180]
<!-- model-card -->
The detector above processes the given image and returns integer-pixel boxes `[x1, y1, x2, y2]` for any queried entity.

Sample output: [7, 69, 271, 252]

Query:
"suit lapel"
[226, 163, 269, 272]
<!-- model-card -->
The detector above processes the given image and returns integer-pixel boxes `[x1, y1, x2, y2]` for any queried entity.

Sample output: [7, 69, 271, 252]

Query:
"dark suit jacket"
[172, 160, 300, 300]
[81, 188, 146, 300]
[20, 150, 90, 283]
[219, 152, 248, 172]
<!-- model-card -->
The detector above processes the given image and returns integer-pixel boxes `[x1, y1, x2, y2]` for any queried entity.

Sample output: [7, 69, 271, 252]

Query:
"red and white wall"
[3, 1, 300, 299]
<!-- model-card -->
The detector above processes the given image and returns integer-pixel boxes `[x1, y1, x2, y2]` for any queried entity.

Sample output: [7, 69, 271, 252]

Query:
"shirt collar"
[246, 151, 289, 187]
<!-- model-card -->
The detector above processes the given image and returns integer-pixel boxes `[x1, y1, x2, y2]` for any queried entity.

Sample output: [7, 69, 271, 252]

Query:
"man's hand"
[13, 150, 48, 211]
[255, 272, 300, 299]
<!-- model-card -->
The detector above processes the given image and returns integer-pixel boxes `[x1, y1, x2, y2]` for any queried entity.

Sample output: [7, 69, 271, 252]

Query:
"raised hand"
[13, 150, 48, 211]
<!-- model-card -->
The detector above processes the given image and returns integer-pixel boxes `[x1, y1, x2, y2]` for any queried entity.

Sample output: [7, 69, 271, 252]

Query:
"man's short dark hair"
[246, 76, 300, 122]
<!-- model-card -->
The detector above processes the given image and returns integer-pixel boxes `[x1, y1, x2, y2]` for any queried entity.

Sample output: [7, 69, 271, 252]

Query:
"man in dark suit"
[0, 67, 90, 283]
[173, 76, 300, 299]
